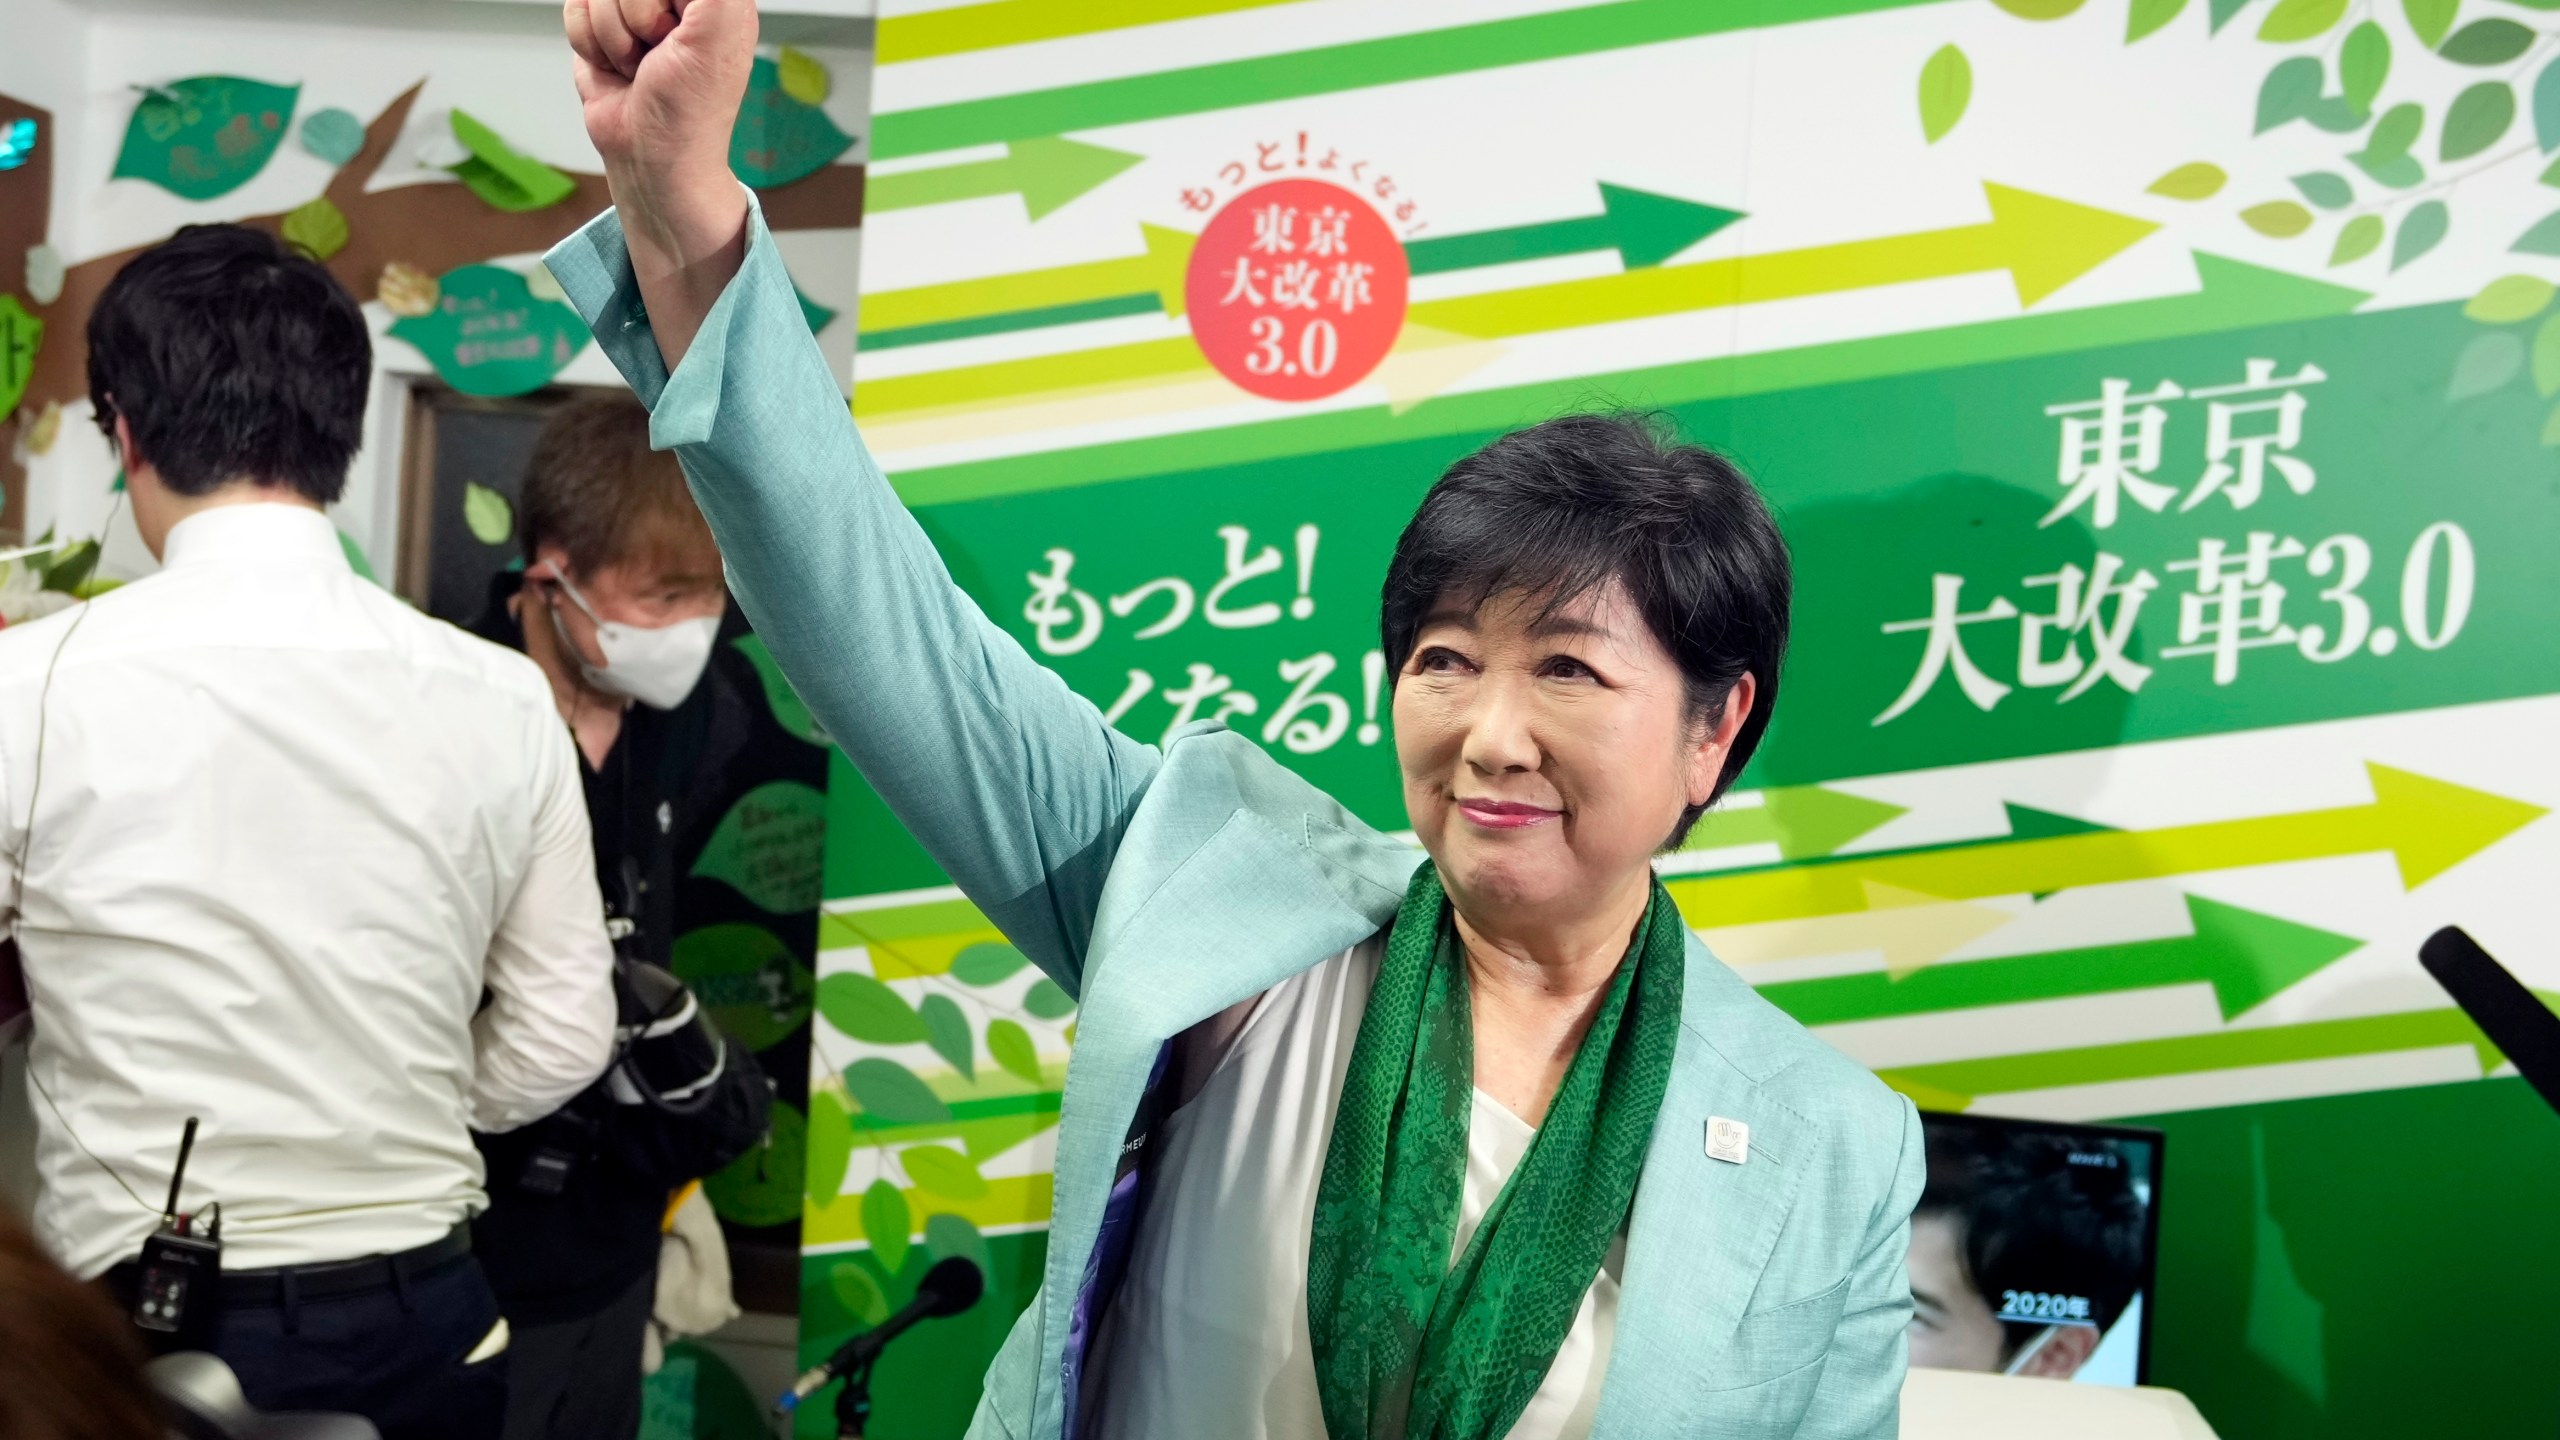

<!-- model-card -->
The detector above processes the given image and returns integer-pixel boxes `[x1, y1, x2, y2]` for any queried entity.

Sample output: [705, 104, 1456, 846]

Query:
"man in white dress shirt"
[0, 224, 617, 1439]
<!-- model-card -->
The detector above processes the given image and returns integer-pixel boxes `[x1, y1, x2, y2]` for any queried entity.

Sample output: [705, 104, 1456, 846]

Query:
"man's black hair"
[87, 223, 371, 504]
[1918, 1129, 2148, 1360]
[1378, 411, 1790, 847]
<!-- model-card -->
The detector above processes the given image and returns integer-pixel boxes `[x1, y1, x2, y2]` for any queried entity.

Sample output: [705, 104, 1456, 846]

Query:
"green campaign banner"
[807, 3, 2560, 1436]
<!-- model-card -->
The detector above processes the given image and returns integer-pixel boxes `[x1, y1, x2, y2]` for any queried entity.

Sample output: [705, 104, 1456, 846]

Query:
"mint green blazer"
[551, 200, 1925, 1440]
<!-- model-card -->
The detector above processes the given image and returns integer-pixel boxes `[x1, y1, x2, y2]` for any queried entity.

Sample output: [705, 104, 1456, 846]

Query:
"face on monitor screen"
[1907, 1113, 2162, 1386]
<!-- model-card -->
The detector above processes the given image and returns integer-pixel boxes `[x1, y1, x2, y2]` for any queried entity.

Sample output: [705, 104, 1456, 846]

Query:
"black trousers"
[210, 1253, 510, 1440]
[498, 1267, 655, 1440]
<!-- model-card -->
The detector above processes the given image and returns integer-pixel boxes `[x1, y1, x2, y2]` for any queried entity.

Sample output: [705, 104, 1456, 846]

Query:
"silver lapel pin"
[1706, 1115, 1750, 1165]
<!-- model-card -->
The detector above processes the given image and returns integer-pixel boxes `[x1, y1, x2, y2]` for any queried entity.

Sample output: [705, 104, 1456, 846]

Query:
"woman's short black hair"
[86, 223, 371, 503]
[1379, 412, 1790, 847]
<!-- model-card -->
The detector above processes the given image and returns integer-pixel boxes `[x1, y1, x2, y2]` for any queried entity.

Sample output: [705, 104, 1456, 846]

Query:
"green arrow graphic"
[1407, 184, 1744, 275]
[1683, 784, 1907, 861]
[1757, 894, 2361, 1028]
[862, 224, 1197, 350]
[1666, 763, 2546, 930]
[868, 136, 1144, 221]
[1878, 997, 2560, 1110]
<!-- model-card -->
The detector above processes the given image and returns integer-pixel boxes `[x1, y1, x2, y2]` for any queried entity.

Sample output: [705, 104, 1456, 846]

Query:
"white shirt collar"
[160, 502, 347, 572]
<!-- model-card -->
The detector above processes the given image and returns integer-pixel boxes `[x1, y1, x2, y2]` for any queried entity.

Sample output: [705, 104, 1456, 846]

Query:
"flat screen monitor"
[1906, 1110, 2164, 1387]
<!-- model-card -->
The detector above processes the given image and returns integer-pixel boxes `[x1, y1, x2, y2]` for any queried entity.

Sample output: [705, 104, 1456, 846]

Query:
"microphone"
[2420, 926, 2560, 1119]
[781, 1256, 985, 1411]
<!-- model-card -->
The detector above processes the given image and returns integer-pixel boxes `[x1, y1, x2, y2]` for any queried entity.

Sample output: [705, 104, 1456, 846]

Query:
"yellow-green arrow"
[862, 225, 1197, 350]
[1666, 763, 2546, 931]
[1682, 784, 1906, 861]
[1411, 182, 2156, 339]
[868, 136, 1144, 221]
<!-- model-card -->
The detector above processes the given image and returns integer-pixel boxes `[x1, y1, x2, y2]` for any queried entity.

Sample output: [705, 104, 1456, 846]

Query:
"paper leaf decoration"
[778, 46, 831, 105]
[461, 481, 514, 546]
[0, 117, 34, 171]
[300, 107, 364, 166]
[670, 922, 813, 1052]
[731, 55, 852, 189]
[0, 296, 42, 425]
[377, 261, 439, 318]
[387, 265, 589, 397]
[113, 77, 299, 200]
[447, 109, 576, 213]
[24, 244, 63, 305]
[281, 196, 349, 260]
[22, 402, 61, 458]
[689, 779, 826, 913]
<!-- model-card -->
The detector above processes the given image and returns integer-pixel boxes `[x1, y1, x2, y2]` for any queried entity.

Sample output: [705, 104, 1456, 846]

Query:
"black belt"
[108, 1225, 472, 1310]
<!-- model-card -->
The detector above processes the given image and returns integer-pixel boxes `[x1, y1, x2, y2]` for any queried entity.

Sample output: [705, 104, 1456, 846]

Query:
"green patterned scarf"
[1309, 860, 1685, 1440]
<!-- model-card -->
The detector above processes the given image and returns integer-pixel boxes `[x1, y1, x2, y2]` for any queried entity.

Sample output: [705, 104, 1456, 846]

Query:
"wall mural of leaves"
[2149, 160, 2229, 197]
[1919, 44, 1973, 143]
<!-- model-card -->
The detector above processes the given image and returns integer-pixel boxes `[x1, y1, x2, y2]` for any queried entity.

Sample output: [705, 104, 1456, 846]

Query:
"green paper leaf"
[920, 993, 974, 1079]
[1918, 45, 1971, 144]
[112, 76, 297, 201]
[689, 779, 827, 914]
[2258, 0, 2347, 41]
[2241, 199, 2315, 236]
[2404, 0, 2459, 48]
[2128, 0, 2190, 40]
[2514, 207, 2560, 252]
[2289, 171, 2354, 208]
[447, 109, 576, 213]
[2211, 0, 2257, 30]
[731, 55, 853, 188]
[672, 922, 814, 1052]
[806, 1090, 855, 1205]
[951, 942, 1030, 987]
[2148, 161, 2228, 198]
[986, 1019, 1043, 1086]
[862, 1178, 912, 1272]
[702, 1098, 799, 1226]
[2448, 330, 2525, 397]
[843, 1057, 952, 1125]
[829, 1259, 889, 1325]
[387, 265, 589, 397]
[1022, 977, 1076, 1021]
[0, 295, 41, 426]
[461, 481, 513, 546]
[2392, 199, 2450, 270]
[925, 1213, 992, 1274]
[2464, 274, 2556, 322]
[778, 46, 831, 105]
[1991, 0, 2085, 14]
[901, 1144, 989, 1200]
[2442, 80, 2516, 160]
[818, 972, 927, 1044]
[2330, 212, 2386, 263]
[281, 196, 349, 261]
[2535, 312, 2560, 394]
[42, 540, 98, 595]
[729, 633, 827, 745]
[2255, 56, 2325, 132]
[2439, 17, 2532, 63]
[300, 107, 364, 166]
[2341, 22, 2391, 110]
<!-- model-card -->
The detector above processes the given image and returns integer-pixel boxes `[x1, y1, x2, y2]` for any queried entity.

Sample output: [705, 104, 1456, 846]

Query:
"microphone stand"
[833, 1354, 879, 1440]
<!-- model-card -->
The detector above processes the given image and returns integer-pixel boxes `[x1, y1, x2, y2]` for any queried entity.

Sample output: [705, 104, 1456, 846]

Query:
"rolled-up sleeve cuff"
[545, 184, 780, 450]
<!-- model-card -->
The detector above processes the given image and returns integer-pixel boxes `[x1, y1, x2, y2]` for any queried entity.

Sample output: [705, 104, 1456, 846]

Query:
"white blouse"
[1083, 938, 1623, 1440]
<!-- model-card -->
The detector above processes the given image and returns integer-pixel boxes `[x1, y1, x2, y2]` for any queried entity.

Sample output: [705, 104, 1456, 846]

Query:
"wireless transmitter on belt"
[131, 1115, 220, 1344]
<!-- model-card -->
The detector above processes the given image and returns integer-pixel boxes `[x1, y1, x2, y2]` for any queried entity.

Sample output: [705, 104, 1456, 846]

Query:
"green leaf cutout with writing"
[2128, 0, 2189, 41]
[113, 77, 298, 201]
[672, 922, 813, 1052]
[2258, 0, 2346, 41]
[901, 1144, 989, 1201]
[843, 1057, 952, 1125]
[2241, 200, 2314, 236]
[829, 1258, 889, 1325]
[2440, 18, 2531, 64]
[300, 107, 364, 166]
[462, 482, 514, 546]
[2448, 331, 2525, 399]
[779, 46, 831, 105]
[818, 972, 928, 1044]
[862, 1178, 912, 1271]
[732, 55, 853, 188]
[925, 1213, 992, 1274]
[2515, 207, 2560, 253]
[2340, 22, 2390, 111]
[951, 942, 1031, 987]
[2403, 0, 2458, 49]
[690, 779, 827, 914]
[388, 265, 589, 397]
[2393, 199, 2450, 270]
[281, 196, 349, 260]
[2442, 81, 2516, 161]
[1918, 45, 1971, 144]
[702, 1097, 799, 1226]
[447, 109, 576, 213]
[0, 295, 41, 425]
[2330, 213, 2385, 264]
[986, 1019, 1044, 1086]
[1022, 978, 1077, 1021]
[2255, 56, 2324, 132]
[920, 993, 975, 1079]
[2289, 172, 2353, 209]
[2149, 162, 2227, 199]
[805, 1090, 855, 1205]
[730, 633, 827, 745]
[2466, 275, 2556, 323]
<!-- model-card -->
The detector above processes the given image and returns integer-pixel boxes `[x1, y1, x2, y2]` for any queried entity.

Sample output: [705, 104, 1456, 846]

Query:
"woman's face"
[1393, 579, 1752, 933]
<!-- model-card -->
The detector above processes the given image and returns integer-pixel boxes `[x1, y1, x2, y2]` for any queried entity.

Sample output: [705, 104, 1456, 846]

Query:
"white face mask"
[547, 569, 720, 710]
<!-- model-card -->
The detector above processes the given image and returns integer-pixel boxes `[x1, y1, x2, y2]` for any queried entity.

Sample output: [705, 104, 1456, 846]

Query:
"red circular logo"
[1184, 179, 1409, 402]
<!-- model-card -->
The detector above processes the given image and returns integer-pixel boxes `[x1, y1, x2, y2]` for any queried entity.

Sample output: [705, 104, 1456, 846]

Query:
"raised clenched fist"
[565, 0, 755, 194]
